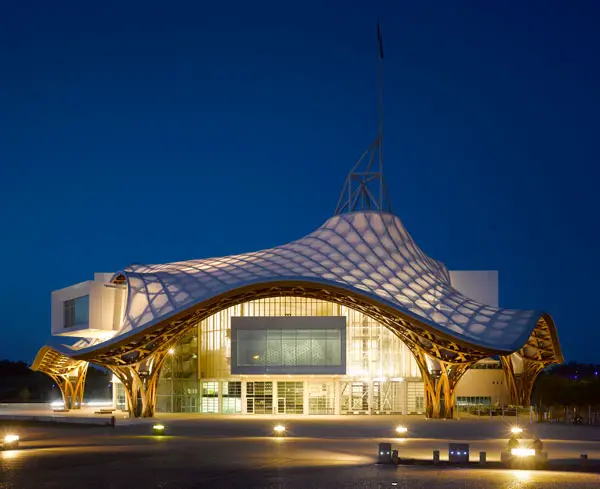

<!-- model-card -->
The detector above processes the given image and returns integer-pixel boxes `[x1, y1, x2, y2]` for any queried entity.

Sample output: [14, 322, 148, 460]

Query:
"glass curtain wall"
[156, 296, 423, 414]
[198, 297, 420, 380]
[156, 330, 199, 412]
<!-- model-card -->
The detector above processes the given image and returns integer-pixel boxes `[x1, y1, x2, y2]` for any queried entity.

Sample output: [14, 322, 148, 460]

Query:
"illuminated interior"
[148, 296, 425, 415]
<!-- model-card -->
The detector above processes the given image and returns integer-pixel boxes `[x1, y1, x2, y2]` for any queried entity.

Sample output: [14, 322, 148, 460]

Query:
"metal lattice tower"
[335, 20, 391, 215]
[334, 134, 391, 215]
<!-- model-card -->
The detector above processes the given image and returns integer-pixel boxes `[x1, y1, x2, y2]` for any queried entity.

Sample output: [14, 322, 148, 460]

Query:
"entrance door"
[246, 398, 254, 414]
[277, 398, 286, 414]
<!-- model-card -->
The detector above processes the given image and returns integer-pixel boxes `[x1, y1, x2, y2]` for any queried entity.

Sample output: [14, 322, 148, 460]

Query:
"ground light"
[511, 448, 535, 457]
[2, 434, 19, 450]
[153, 424, 165, 436]
[273, 425, 286, 436]
[510, 426, 523, 435]
[395, 426, 408, 436]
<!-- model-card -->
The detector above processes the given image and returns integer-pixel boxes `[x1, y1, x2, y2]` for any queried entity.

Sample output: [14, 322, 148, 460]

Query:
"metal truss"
[334, 135, 392, 214]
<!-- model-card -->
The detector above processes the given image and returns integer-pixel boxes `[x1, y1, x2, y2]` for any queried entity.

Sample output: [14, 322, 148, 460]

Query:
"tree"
[18, 387, 31, 402]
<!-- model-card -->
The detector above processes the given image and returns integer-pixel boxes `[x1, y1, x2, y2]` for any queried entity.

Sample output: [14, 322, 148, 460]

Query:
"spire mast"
[377, 18, 384, 210]
[334, 19, 392, 216]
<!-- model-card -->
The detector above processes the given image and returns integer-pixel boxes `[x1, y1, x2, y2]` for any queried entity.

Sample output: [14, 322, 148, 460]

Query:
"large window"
[456, 396, 491, 407]
[196, 297, 421, 380]
[231, 316, 346, 374]
[63, 295, 89, 328]
[237, 329, 341, 367]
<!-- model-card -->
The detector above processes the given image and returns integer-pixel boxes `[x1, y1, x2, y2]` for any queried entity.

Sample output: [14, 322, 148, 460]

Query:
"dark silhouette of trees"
[0, 360, 111, 403]
[532, 362, 600, 421]
[18, 387, 31, 402]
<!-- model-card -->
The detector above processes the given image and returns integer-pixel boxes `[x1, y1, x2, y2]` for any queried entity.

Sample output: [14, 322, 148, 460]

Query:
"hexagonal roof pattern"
[113, 210, 543, 352]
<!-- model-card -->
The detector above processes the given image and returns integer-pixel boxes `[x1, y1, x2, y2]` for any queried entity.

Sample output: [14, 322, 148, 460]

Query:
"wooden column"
[109, 349, 170, 418]
[110, 366, 139, 418]
[71, 363, 89, 409]
[500, 355, 518, 405]
[49, 362, 89, 410]
[407, 346, 472, 419]
[410, 348, 439, 418]
[501, 355, 545, 407]
[517, 359, 545, 407]
[439, 362, 471, 419]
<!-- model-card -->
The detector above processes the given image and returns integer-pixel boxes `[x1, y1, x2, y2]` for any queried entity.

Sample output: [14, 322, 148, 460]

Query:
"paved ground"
[2, 414, 600, 488]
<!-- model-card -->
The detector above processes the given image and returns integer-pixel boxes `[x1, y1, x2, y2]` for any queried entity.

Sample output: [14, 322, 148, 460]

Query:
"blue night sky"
[0, 1, 598, 363]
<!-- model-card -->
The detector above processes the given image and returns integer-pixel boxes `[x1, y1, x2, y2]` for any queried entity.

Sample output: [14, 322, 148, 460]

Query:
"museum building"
[31, 136, 562, 419]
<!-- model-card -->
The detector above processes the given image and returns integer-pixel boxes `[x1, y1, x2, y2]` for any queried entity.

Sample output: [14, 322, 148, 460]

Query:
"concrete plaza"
[2, 409, 600, 488]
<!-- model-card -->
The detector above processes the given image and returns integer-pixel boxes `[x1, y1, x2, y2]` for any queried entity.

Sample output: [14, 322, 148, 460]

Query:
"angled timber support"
[109, 349, 170, 418]
[517, 359, 545, 407]
[47, 363, 88, 410]
[437, 361, 472, 419]
[410, 347, 439, 418]
[110, 365, 139, 417]
[500, 355, 518, 405]
[408, 346, 472, 419]
[31, 347, 89, 410]
[501, 355, 546, 407]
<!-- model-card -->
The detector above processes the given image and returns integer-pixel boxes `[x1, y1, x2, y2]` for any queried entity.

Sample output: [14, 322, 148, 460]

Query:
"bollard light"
[395, 425, 408, 436]
[510, 426, 523, 435]
[378, 442, 393, 464]
[273, 424, 286, 436]
[2, 434, 19, 450]
[153, 424, 165, 436]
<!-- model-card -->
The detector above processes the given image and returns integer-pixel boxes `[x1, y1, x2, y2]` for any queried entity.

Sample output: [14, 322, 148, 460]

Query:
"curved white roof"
[113, 211, 542, 352]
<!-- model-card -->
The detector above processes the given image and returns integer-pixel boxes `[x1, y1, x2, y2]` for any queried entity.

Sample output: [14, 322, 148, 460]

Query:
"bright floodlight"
[168, 348, 175, 355]
[395, 426, 408, 434]
[3, 434, 19, 449]
[511, 448, 535, 457]
[511, 427, 523, 434]
[273, 424, 286, 434]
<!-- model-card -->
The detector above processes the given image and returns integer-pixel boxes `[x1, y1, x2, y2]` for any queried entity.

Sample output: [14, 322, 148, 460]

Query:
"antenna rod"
[377, 18, 384, 210]
[333, 19, 392, 216]
[377, 19, 384, 138]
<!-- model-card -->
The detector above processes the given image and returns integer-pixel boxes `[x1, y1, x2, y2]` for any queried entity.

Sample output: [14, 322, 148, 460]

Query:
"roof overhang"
[59, 280, 562, 367]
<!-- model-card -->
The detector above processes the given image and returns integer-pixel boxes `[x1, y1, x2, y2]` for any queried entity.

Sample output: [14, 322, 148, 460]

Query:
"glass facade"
[456, 396, 492, 407]
[64, 295, 90, 328]
[156, 331, 199, 413]
[150, 296, 424, 415]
